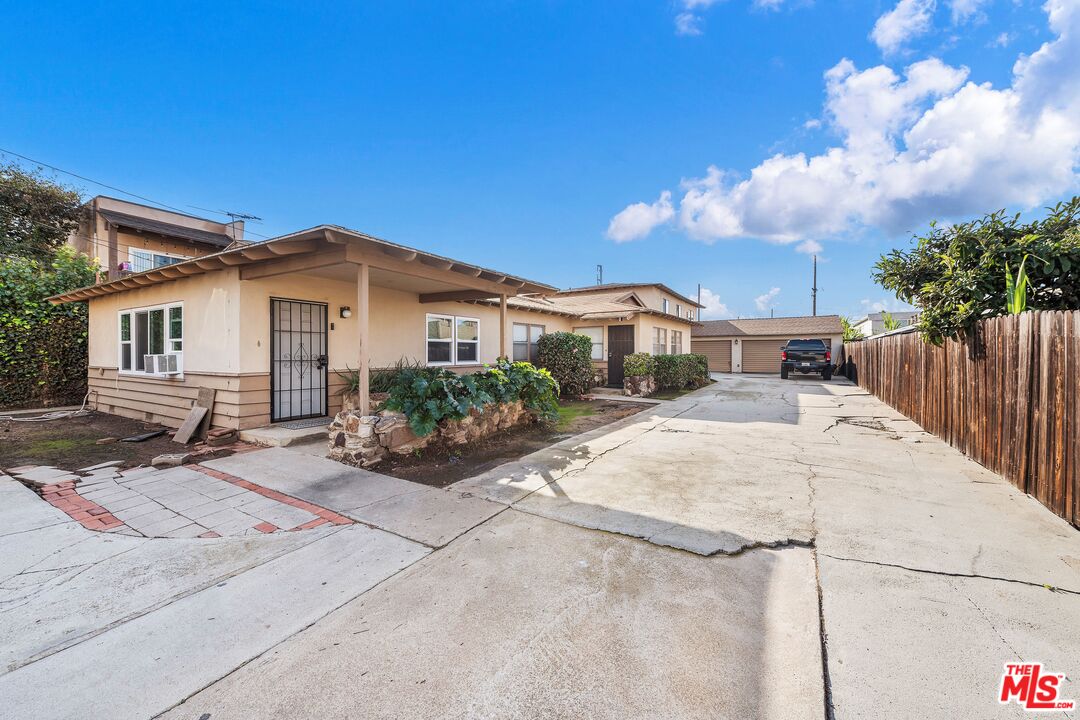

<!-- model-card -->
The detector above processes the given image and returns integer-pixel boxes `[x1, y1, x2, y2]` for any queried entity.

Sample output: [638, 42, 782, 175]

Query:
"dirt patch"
[0, 411, 240, 472]
[379, 399, 652, 487]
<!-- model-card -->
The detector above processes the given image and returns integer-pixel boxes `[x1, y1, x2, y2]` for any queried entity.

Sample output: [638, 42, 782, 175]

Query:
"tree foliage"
[873, 197, 1080, 344]
[536, 331, 594, 397]
[0, 163, 84, 259]
[1, 246, 98, 408]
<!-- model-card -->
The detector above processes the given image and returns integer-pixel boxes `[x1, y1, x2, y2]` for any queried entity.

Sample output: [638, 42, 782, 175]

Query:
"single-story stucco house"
[51, 198, 700, 431]
[692, 316, 843, 373]
[852, 310, 920, 338]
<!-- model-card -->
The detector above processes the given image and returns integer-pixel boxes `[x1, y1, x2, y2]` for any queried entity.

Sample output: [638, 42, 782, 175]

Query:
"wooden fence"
[844, 310, 1078, 527]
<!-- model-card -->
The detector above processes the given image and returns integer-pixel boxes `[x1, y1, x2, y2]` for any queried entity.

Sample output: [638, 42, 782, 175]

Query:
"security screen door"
[270, 299, 328, 422]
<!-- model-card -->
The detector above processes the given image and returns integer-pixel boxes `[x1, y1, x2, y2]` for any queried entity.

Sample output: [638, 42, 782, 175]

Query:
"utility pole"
[697, 283, 701, 308]
[811, 255, 818, 316]
[596, 264, 603, 285]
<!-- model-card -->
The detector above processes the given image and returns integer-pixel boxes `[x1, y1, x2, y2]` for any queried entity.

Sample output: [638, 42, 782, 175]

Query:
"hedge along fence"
[654, 353, 709, 389]
[0, 247, 98, 409]
[537, 331, 594, 397]
[844, 311, 1078, 528]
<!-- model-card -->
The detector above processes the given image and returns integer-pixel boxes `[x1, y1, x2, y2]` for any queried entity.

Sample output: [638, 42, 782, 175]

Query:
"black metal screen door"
[270, 299, 328, 422]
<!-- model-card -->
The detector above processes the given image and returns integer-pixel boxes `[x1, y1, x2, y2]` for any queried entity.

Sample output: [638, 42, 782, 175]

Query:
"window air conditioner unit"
[144, 353, 182, 375]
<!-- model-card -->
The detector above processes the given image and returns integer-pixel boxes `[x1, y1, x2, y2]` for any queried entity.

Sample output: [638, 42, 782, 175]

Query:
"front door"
[270, 298, 328, 422]
[607, 325, 635, 387]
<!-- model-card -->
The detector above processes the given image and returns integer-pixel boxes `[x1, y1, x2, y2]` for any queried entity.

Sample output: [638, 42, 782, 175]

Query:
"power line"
[0, 147, 273, 240]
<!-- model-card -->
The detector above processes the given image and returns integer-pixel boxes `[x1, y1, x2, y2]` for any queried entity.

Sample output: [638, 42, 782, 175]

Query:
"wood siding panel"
[87, 367, 271, 431]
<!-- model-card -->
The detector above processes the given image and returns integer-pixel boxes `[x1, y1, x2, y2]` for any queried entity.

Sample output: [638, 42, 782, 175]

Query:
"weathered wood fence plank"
[844, 310, 1078, 527]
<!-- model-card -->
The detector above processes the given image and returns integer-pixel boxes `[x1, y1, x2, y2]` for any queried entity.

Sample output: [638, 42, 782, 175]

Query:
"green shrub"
[623, 353, 655, 378]
[383, 359, 559, 437]
[536, 331, 593, 397]
[337, 357, 428, 394]
[630, 354, 708, 390]
[1, 247, 98, 408]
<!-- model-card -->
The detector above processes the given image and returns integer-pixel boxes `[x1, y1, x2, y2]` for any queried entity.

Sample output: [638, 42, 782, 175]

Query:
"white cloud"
[991, 31, 1014, 48]
[795, 239, 823, 254]
[803, 118, 823, 129]
[610, 1, 1080, 245]
[606, 190, 674, 242]
[675, 12, 703, 35]
[695, 287, 733, 319]
[948, 0, 989, 24]
[871, 0, 937, 54]
[753, 0, 786, 9]
[755, 287, 781, 312]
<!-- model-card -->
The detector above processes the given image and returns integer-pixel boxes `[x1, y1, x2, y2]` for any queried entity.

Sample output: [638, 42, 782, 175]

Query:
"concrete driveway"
[4, 375, 1078, 718]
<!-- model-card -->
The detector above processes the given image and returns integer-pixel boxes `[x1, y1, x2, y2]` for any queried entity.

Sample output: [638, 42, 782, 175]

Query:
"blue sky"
[2, 0, 1076, 319]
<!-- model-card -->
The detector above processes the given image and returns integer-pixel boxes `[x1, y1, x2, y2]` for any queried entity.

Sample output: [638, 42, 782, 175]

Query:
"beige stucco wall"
[638, 314, 695, 355]
[628, 287, 697, 320]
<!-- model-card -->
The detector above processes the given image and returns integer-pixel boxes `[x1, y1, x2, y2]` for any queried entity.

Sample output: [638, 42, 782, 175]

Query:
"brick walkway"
[13, 462, 352, 538]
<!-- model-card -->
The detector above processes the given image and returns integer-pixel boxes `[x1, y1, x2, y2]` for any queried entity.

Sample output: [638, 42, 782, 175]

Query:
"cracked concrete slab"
[819, 554, 1080, 719]
[205, 447, 506, 547]
[160, 510, 825, 720]
[0, 524, 428, 720]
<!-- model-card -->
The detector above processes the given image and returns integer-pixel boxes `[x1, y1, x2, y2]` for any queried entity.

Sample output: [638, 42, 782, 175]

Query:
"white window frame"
[662, 298, 670, 314]
[652, 327, 668, 355]
[671, 330, 683, 355]
[127, 249, 192, 273]
[675, 303, 681, 318]
[574, 326, 604, 361]
[512, 323, 545, 364]
[426, 313, 480, 366]
[118, 301, 184, 378]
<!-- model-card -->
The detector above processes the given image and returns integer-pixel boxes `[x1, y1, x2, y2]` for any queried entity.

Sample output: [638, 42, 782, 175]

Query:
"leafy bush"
[623, 353, 655, 378]
[1, 247, 98, 408]
[652, 353, 710, 390]
[383, 359, 559, 436]
[874, 197, 1080, 344]
[337, 356, 428, 394]
[536, 331, 593, 397]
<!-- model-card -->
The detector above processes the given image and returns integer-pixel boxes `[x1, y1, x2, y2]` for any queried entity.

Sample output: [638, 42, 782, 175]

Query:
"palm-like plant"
[1005, 255, 1029, 315]
[881, 311, 901, 331]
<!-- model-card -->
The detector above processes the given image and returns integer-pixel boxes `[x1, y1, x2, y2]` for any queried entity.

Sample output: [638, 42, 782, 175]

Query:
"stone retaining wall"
[328, 400, 532, 468]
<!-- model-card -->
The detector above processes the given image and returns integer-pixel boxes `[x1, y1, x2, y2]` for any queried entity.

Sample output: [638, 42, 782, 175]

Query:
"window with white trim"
[662, 298, 669, 314]
[128, 249, 191, 273]
[675, 303, 681, 318]
[427, 314, 480, 365]
[575, 326, 604, 361]
[513, 323, 545, 363]
[652, 327, 667, 355]
[119, 303, 183, 375]
[671, 330, 683, 354]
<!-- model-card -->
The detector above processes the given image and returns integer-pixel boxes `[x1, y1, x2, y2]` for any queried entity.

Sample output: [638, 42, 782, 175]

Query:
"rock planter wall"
[328, 400, 533, 468]
[624, 374, 656, 398]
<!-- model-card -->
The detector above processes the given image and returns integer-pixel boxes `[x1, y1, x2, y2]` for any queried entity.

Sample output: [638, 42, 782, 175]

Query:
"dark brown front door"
[607, 325, 635, 387]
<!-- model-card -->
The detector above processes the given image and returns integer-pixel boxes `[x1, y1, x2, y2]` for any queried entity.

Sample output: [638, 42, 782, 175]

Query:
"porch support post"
[357, 263, 370, 415]
[499, 294, 508, 360]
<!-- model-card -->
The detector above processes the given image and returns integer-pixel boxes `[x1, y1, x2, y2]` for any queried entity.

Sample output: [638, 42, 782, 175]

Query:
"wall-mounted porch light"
[340, 306, 352, 318]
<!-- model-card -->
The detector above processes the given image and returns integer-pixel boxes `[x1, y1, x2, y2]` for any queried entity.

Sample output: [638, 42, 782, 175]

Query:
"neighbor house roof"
[48, 225, 556, 304]
[693, 315, 843, 337]
[471, 289, 697, 324]
[554, 283, 704, 308]
[98, 209, 236, 249]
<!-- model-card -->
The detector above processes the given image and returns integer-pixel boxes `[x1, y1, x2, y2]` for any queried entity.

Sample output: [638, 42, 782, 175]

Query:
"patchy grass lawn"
[556, 399, 599, 430]
[0, 411, 244, 472]
[379, 398, 651, 487]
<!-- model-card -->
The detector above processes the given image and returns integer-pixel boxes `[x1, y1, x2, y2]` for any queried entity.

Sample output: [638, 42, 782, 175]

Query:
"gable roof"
[693, 315, 842, 337]
[471, 290, 697, 324]
[98, 209, 236, 249]
[554, 283, 703, 308]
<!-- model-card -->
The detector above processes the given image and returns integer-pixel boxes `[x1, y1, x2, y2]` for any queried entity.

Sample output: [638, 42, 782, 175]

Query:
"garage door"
[694, 339, 732, 372]
[742, 337, 833, 373]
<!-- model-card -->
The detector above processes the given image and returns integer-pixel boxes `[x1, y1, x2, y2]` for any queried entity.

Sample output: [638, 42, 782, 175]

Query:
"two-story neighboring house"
[852, 311, 920, 337]
[67, 196, 247, 281]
